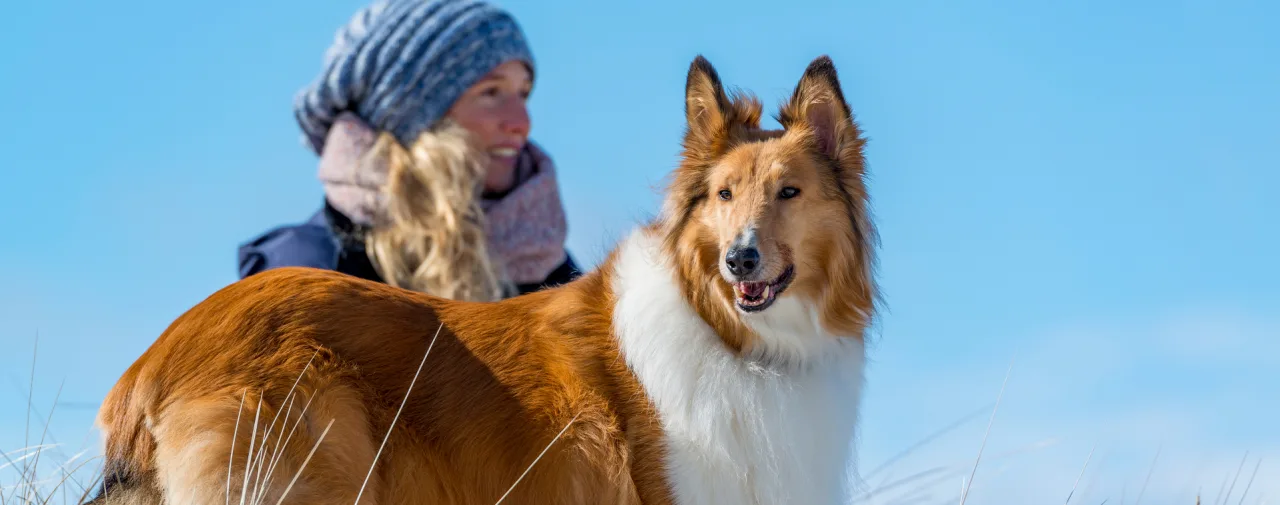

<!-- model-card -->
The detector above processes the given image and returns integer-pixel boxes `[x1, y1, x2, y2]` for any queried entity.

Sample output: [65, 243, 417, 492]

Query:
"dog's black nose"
[725, 246, 760, 277]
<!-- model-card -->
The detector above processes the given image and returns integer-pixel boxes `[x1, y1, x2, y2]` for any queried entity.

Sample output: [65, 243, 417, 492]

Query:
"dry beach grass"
[3, 334, 1270, 505]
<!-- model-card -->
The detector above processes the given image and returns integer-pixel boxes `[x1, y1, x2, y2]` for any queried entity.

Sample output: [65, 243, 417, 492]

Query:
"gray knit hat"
[294, 0, 535, 154]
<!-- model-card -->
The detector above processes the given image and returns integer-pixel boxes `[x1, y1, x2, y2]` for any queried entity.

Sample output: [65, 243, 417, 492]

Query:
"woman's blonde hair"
[359, 119, 513, 302]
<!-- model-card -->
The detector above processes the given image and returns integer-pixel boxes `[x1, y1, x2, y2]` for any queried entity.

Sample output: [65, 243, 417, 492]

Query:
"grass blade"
[353, 323, 444, 505]
[959, 357, 1014, 505]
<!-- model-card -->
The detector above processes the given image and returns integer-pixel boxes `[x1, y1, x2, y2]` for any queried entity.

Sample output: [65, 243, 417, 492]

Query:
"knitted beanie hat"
[294, 0, 535, 154]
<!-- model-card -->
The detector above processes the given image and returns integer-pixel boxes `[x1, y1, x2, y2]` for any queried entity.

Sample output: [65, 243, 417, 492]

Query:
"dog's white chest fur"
[612, 230, 864, 505]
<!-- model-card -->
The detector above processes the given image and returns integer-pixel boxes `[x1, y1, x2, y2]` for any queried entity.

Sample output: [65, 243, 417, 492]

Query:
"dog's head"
[660, 55, 878, 356]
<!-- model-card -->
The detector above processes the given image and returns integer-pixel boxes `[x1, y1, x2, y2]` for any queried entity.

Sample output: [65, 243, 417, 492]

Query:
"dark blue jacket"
[237, 200, 582, 296]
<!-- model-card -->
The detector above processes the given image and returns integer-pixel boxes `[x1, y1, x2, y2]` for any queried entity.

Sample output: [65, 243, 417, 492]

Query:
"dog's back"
[90, 265, 658, 505]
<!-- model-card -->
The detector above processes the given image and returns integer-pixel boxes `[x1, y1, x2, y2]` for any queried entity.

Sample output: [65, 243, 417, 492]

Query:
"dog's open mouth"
[732, 265, 795, 313]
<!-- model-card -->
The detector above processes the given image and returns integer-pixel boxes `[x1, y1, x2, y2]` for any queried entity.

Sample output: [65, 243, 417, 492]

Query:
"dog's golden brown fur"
[87, 54, 878, 505]
[92, 265, 665, 505]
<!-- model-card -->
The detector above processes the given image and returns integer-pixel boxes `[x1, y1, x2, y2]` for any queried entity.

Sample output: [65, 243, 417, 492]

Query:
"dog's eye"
[718, 189, 732, 201]
[778, 187, 801, 199]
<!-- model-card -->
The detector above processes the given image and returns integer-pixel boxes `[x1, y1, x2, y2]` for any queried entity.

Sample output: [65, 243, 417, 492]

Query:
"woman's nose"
[501, 99, 531, 137]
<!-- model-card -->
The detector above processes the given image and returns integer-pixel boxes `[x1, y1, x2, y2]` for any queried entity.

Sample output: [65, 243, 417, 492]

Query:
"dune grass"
[3, 337, 103, 505]
[3, 332, 1268, 505]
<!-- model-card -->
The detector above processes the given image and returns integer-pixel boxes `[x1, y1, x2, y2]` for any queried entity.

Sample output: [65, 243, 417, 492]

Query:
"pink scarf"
[317, 112, 569, 285]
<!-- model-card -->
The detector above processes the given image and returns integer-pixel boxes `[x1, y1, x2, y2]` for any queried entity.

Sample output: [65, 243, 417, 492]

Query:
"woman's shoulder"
[514, 254, 584, 295]
[236, 209, 340, 279]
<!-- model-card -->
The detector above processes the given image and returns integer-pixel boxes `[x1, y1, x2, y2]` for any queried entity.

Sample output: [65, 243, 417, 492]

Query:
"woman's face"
[446, 60, 533, 195]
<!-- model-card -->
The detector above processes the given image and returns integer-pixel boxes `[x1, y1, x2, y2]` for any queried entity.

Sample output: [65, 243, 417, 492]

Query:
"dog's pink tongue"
[738, 282, 766, 297]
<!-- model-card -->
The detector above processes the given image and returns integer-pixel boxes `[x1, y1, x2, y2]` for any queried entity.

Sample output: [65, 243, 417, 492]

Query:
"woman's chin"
[482, 164, 518, 195]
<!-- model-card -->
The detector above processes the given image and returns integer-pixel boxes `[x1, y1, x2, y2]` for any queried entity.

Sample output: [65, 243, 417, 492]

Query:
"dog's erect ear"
[684, 55, 732, 152]
[681, 55, 763, 162]
[778, 55, 861, 165]
[685, 55, 728, 132]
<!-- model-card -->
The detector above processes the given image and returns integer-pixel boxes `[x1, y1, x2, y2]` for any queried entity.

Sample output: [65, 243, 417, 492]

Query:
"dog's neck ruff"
[611, 228, 865, 504]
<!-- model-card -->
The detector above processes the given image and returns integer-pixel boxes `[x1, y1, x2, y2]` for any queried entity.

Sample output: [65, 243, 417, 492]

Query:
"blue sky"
[1, 0, 1277, 502]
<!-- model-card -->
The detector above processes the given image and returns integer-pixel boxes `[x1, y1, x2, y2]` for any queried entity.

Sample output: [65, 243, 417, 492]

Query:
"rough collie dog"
[87, 54, 879, 505]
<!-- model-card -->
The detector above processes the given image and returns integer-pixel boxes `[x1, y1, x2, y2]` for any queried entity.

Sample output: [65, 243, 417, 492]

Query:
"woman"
[237, 0, 581, 302]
